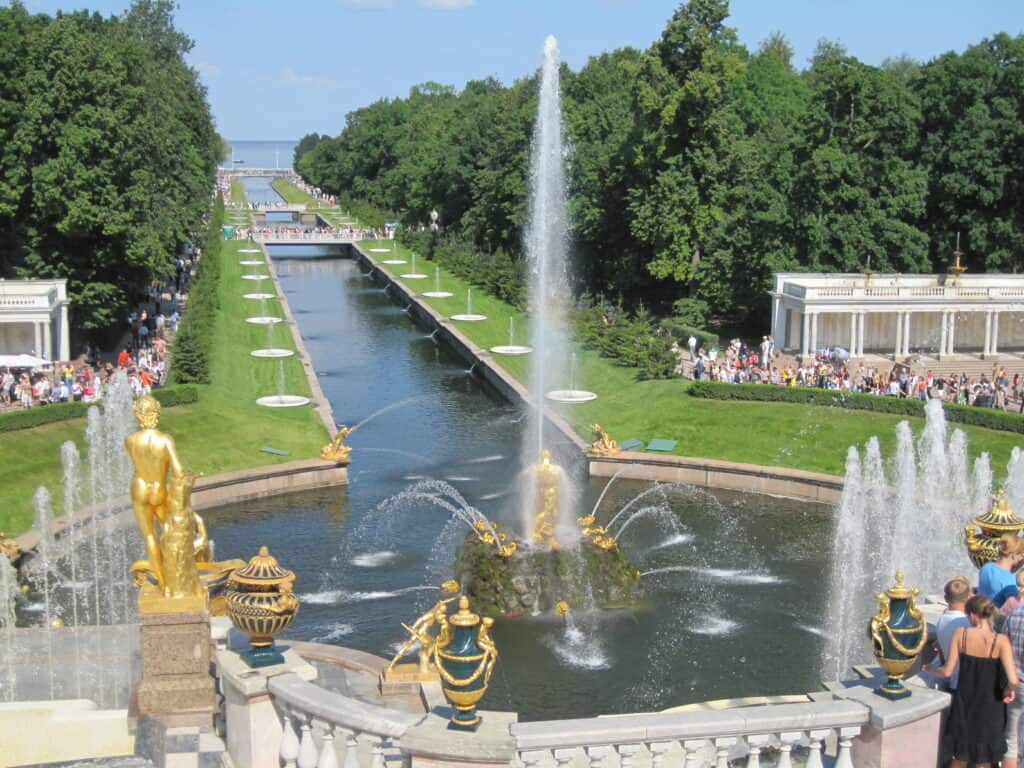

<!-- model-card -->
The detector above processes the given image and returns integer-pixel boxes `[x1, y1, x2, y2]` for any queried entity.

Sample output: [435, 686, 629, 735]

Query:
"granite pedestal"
[136, 609, 216, 725]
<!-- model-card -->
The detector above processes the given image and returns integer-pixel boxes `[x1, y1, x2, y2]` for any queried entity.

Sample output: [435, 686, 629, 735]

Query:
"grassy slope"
[0, 236, 327, 535]
[364, 238, 1024, 478]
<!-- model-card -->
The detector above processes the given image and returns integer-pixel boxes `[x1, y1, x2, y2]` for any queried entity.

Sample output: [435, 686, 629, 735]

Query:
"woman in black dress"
[933, 595, 1018, 767]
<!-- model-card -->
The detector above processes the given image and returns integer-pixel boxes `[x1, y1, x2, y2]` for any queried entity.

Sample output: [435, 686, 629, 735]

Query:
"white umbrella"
[0, 353, 52, 368]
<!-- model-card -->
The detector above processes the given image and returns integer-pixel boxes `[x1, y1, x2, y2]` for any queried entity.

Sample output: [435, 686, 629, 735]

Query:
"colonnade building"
[769, 272, 1024, 361]
[0, 279, 71, 362]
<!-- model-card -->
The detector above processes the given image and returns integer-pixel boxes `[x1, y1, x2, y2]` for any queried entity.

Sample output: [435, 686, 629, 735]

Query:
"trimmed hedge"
[0, 384, 200, 433]
[687, 380, 1024, 435]
[168, 196, 224, 384]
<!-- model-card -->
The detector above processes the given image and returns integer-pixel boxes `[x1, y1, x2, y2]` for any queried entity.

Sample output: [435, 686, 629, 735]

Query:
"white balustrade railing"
[269, 673, 418, 768]
[799, 283, 1024, 303]
[511, 699, 869, 768]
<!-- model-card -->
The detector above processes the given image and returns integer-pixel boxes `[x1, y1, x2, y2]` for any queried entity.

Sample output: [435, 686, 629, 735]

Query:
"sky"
[15, 0, 1024, 140]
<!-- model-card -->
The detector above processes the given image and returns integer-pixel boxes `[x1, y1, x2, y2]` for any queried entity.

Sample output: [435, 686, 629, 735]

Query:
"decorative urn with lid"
[433, 596, 498, 731]
[225, 546, 299, 667]
[868, 570, 927, 700]
[965, 492, 1024, 569]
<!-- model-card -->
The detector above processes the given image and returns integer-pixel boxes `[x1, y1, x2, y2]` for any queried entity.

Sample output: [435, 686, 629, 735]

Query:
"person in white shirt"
[934, 575, 973, 692]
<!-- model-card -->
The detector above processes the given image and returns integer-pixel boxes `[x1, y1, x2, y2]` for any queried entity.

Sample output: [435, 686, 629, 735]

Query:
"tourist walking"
[931, 595, 1017, 767]
[687, 334, 697, 361]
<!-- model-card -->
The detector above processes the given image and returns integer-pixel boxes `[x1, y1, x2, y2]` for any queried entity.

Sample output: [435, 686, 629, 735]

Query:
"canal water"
[201, 235, 837, 720]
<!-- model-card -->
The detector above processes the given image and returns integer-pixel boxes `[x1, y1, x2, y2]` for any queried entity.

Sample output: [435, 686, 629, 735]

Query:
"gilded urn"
[433, 596, 498, 731]
[868, 570, 927, 700]
[226, 545, 299, 667]
[965, 493, 1024, 569]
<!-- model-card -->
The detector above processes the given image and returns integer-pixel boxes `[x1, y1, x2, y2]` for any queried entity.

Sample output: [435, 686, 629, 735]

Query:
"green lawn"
[0, 237, 328, 535]
[364, 238, 1024, 479]
[270, 178, 352, 227]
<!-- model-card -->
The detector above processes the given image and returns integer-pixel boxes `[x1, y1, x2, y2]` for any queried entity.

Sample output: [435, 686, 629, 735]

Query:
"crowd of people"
[0, 308, 178, 410]
[925, 536, 1024, 766]
[683, 334, 1024, 412]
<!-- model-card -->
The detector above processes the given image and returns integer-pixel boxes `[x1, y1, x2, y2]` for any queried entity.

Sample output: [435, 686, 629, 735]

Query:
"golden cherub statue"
[384, 581, 461, 682]
[531, 449, 562, 549]
[588, 424, 620, 456]
[320, 425, 355, 465]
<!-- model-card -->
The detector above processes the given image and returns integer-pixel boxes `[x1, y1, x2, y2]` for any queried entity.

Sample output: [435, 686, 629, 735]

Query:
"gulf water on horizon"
[221, 140, 298, 170]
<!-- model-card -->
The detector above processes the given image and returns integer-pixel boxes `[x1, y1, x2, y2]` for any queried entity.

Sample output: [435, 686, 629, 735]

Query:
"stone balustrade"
[215, 640, 951, 768]
[512, 700, 868, 768]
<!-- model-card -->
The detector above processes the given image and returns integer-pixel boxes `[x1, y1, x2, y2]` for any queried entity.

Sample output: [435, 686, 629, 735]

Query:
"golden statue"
[588, 424, 620, 456]
[383, 581, 461, 688]
[126, 395, 183, 594]
[555, 600, 570, 619]
[126, 395, 242, 613]
[531, 449, 562, 549]
[320, 425, 355, 465]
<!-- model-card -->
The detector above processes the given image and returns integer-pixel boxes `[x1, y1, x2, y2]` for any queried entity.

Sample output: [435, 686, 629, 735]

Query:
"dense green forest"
[295, 0, 1024, 332]
[0, 0, 221, 342]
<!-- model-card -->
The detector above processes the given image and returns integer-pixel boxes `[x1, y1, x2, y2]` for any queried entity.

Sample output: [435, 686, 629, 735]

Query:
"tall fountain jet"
[526, 35, 571, 449]
[521, 35, 572, 540]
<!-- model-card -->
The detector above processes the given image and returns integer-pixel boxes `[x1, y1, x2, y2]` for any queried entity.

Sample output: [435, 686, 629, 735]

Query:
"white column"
[771, 296, 781, 341]
[33, 321, 42, 357]
[939, 311, 948, 359]
[903, 312, 912, 356]
[858, 313, 866, 356]
[801, 311, 810, 357]
[948, 313, 957, 355]
[810, 313, 819, 355]
[850, 313, 858, 356]
[984, 311, 993, 356]
[894, 312, 903, 358]
[42, 319, 52, 361]
[992, 312, 1000, 355]
[59, 303, 70, 362]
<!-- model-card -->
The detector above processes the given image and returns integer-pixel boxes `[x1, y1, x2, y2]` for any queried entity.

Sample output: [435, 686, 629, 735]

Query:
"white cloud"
[417, 0, 475, 8]
[339, 0, 399, 8]
[278, 68, 343, 91]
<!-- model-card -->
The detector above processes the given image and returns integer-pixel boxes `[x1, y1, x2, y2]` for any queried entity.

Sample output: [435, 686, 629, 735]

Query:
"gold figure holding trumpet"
[320, 425, 355, 465]
[382, 581, 461, 689]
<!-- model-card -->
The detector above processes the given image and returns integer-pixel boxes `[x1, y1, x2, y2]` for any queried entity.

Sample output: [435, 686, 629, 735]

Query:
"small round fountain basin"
[239, 249, 261, 253]
[242, 274, 269, 281]
[246, 316, 283, 325]
[251, 349, 295, 358]
[381, 260, 407, 265]
[256, 395, 310, 408]
[546, 389, 598, 403]
[368, 248, 392, 253]
[243, 293, 276, 300]
[400, 273, 428, 280]
[239, 260, 265, 265]
[452, 314, 488, 322]
[491, 345, 532, 356]
[423, 291, 455, 298]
